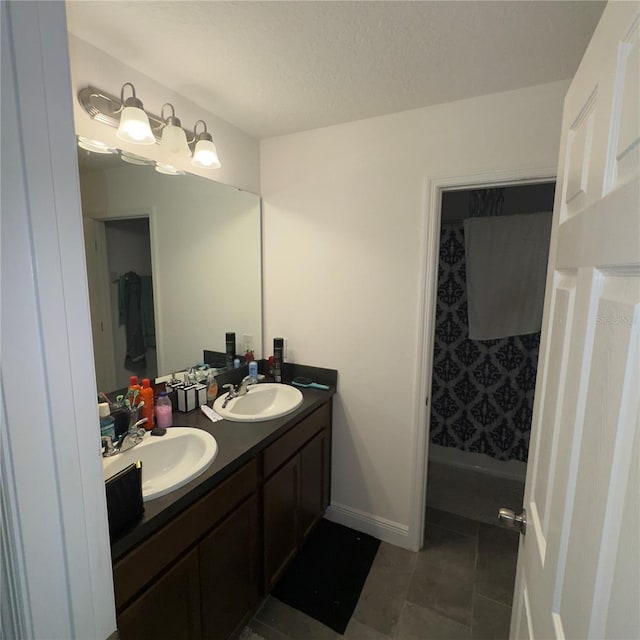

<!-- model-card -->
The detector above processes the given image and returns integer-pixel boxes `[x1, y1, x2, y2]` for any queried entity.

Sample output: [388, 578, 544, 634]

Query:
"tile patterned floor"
[246, 462, 523, 639]
[246, 508, 519, 639]
[425, 461, 525, 527]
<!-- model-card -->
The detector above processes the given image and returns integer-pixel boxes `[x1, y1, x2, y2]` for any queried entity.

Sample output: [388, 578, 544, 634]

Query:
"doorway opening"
[425, 181, 556, 523]
[84, 216, 157, 391]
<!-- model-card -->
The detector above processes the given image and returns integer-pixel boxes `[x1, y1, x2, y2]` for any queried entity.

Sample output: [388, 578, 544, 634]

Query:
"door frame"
[85, 207, 162, 388]
[408, 166, 557, 552]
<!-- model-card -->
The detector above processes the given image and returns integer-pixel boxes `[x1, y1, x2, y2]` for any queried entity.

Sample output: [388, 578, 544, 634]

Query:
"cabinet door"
[118, 547, 201, 640]
[200, 495, 260, 640]
[263, 455, 299, 591]
[299, 429, 329, 541]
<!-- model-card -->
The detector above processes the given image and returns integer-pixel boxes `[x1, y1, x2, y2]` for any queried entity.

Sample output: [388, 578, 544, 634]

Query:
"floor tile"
[406, 524, 476, 626]
[426, 507, 481, 538]
[343, 618, 392, 639]
[255, 596, 339, 640]
[352, 541, 417, 637]
[471, 594, 512, 640]
[395, 601, 471, 639]
[246, 618, 292, 640]
[475, 524, 519, 605]
[426, 461, 524, 526]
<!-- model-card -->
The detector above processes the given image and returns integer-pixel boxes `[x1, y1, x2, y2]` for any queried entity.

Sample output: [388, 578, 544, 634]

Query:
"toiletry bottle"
[155, 392, 173, 428]
[98, 402, 115, 441]
[140, 378, 154, 430]
[273, 337, 284, 382]
[225, 332, 236, 370]
[249, 360, 258, 382]
[207, 370, 218, 401]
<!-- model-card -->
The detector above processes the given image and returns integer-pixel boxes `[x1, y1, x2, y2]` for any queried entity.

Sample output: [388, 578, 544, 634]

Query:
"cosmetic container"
[99, 402, 115, 440]
[206, 370, 218, 401]
[140, 378, 154, 430]
[155, 392, 173, 428]
[273, 337, 284, 383]
[225, 332, 236, 370]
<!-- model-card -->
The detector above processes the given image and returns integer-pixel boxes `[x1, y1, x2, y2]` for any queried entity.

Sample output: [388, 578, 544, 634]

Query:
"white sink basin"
[102, 427, 218, 501]
[213, 383, 303, 422]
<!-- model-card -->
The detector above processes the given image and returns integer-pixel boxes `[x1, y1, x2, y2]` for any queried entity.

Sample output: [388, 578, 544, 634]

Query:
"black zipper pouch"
[105, 461, 144, 540]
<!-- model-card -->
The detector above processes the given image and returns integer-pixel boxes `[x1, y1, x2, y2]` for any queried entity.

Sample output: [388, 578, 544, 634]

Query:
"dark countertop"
[111, 368, 336, 562]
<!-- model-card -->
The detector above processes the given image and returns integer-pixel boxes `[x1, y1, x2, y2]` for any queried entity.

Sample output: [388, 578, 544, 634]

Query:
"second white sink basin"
[213, 383, 303, 422]
[102, 427, 218, 501]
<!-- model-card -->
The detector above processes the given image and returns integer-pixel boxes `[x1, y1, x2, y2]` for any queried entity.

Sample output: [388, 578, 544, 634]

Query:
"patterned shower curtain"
[429, 223, 540, 462]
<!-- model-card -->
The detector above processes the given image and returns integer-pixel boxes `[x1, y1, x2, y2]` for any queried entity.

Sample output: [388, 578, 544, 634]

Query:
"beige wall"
[261, 79, 569, 547]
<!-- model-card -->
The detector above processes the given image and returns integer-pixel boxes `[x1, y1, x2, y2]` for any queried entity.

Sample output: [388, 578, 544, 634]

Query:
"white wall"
[68, 35, 260, 195]
[80, 165, 262, 376]
[261, 79, 569, 547]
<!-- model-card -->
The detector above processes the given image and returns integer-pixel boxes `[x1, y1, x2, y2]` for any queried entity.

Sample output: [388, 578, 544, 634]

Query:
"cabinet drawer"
[114, 458, 257, 610]
[263, 403, 330, 478]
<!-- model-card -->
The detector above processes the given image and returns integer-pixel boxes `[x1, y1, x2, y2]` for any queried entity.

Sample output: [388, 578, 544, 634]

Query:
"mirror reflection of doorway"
[84, 216, 157, 391]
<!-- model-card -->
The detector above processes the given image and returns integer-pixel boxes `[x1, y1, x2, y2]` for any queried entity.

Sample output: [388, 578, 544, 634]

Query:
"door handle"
[498, 507, 527, 535]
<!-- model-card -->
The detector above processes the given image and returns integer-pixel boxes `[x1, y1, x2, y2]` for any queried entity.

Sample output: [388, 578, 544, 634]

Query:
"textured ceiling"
[65, 1, 605, 140]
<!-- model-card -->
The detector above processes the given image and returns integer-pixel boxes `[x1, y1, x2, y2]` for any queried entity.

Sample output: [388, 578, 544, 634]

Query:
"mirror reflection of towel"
[119, 272, 146, 367]
[463, 212, 552, 340]
[140, 276, 155, 348]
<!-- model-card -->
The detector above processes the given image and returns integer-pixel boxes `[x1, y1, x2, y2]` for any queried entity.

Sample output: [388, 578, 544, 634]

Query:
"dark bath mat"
[271, 519, 380, 634]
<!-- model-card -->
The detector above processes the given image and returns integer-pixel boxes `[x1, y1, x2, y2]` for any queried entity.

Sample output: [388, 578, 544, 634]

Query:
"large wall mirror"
[78, 148, 262, 392]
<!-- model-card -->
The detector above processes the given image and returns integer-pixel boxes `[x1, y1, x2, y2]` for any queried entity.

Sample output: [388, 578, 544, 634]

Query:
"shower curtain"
[429, 223, 541, 462]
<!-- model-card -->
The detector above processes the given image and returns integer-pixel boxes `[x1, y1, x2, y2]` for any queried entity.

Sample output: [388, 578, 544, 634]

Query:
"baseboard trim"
[324, 502, 410, 549]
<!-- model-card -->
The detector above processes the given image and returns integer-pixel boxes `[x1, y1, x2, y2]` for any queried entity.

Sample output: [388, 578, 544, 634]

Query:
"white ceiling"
[65, 0, 606, 140]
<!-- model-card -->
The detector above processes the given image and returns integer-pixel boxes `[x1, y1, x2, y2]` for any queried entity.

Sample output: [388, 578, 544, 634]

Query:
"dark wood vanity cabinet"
[113, 397, 332, 640]
[118, 548, 201, 640]
[199, 495, 260, 639]
[263, 402, 332, 590]
[114, 459, 259, 640]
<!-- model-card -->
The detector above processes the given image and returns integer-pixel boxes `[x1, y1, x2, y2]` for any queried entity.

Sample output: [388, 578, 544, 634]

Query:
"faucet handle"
[241, 375, 257, 388]
[101, 435, 115, 457]
[223, 383, 236, 395]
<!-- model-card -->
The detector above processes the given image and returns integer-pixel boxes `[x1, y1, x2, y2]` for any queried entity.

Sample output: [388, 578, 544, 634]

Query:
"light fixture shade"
[116, 105, 156, 145]
[160, 123, 191, 157]
[120, 151, 153, 165]
[155, 162, 184, 176]
[77, 137, 117, 154]
[191, 138, 221, 169]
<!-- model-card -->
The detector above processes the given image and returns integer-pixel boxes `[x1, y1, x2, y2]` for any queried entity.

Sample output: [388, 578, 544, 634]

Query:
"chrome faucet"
[101, 418, 147, 457]
[221, 376, 257, 408]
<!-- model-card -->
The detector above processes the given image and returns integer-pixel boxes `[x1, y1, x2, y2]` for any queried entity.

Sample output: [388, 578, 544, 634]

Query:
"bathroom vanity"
[109, 375, 335, 640]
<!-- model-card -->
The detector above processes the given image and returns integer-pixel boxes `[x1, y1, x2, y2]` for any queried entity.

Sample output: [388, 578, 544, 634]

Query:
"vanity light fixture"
[77, 84, 223, 170]
[115, 82, 156, 145]
[191, 120, 221, 169]
[155, 162, 185, 176]
[120, 151, 154, 166]
[159, 103, 191, 158]
[77, 136, 117, 154]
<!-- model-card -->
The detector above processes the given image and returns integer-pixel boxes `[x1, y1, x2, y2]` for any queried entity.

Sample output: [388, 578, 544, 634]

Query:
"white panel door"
[83, 218, 117, 392]
[511, 3, 640, 639]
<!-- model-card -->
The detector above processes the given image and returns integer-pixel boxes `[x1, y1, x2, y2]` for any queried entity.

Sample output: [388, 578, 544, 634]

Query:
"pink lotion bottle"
[155, 391, 173, 428]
